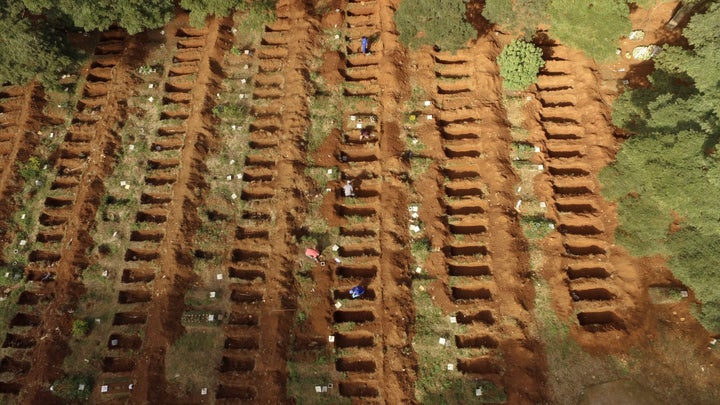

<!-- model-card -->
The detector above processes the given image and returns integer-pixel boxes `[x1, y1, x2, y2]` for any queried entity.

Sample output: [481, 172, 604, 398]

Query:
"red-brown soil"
[11, 27, 143, 403]
[0, 1, 718, 404]
[407, 36, 548, 403]
[0, 82, 45, 239]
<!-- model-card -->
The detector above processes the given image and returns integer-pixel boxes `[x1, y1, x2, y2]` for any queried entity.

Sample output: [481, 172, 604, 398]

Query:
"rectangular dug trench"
[565, 264, 611, 280]
[448, 263, 491, 277]
[216, 385, 256, 400]
[457, 357, 502, 375]
[334, 331, 375, 348]
[451, 286, 492, 302]
[339, 381, 379, 398]
[333, 309, 375, 324]
[335, 357, 377, 373]
[456, 310, 495, 326]
[577, 310, 626, 332]
[220, 355, 255, 373]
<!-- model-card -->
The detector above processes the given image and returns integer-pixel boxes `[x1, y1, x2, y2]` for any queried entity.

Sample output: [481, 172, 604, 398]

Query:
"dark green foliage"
[497, 39, 545, 90]
[548, 0, 631, 61]
[180, 0, 242, 28]
[482, 0, 549, 38]
[23, 0, 174, 34]
[395, 0, 476, 51]
[604, 5, 720, 331]
[0, 1, 76, 85]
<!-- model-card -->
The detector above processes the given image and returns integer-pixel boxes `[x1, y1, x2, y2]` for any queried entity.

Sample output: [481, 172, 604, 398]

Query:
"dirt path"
[528, 37, 648, 351]
[4, 28, 142, 402]
[374, 0, 418, 402]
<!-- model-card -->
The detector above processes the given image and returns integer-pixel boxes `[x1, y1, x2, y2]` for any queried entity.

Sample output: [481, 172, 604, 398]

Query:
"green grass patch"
[520, 215, 555, 240]
[52, 374, 93, 401]
[166, 329, 224, 395]
[549, 0, 630, 62]
[410, 157, 433, 181]
[395, 0, 476, 51]
[413, 279, 506, 403]
[287, 356, 350, 405]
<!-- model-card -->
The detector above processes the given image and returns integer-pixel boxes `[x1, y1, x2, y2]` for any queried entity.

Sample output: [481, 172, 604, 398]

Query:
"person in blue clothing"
[349, 285, 365, 298]
[361, 36, 369, 54]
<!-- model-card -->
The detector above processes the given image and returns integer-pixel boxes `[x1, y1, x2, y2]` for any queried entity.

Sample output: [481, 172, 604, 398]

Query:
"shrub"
[497, 40, 545, 90]
[395, 0, 476, 51]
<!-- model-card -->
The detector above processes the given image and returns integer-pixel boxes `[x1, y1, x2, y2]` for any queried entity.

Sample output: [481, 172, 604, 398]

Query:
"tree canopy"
[0, 0, 275, 85]
[602, 3, 720, 331]
[22, 0, 174, 34]
[181, 0, 242, 28]
[0, 0, 75, 85]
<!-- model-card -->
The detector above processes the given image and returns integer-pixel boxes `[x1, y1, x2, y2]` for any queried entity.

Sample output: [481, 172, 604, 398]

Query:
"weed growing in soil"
[166, 329, 224, 395]
[395, 0, 475, 51]
[72, 319, 90, 337]
[410, 157, 433, 181]
[413, 279, 504, 403]
[287, 357, 350, 405]
[521, 216, 555, 240]
[52, 374, 93, 401]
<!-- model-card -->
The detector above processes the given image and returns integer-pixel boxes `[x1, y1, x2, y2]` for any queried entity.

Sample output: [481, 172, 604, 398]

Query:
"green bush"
[497, 40, 545, 90]
[395, 0, 476, 51]
[548, 0, 631, 61]
[17, 157, 43, 183]
[72, 319, 90, 337]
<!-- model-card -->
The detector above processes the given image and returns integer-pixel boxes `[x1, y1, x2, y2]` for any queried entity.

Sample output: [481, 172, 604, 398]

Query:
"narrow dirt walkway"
[375, 0, 418, 402]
